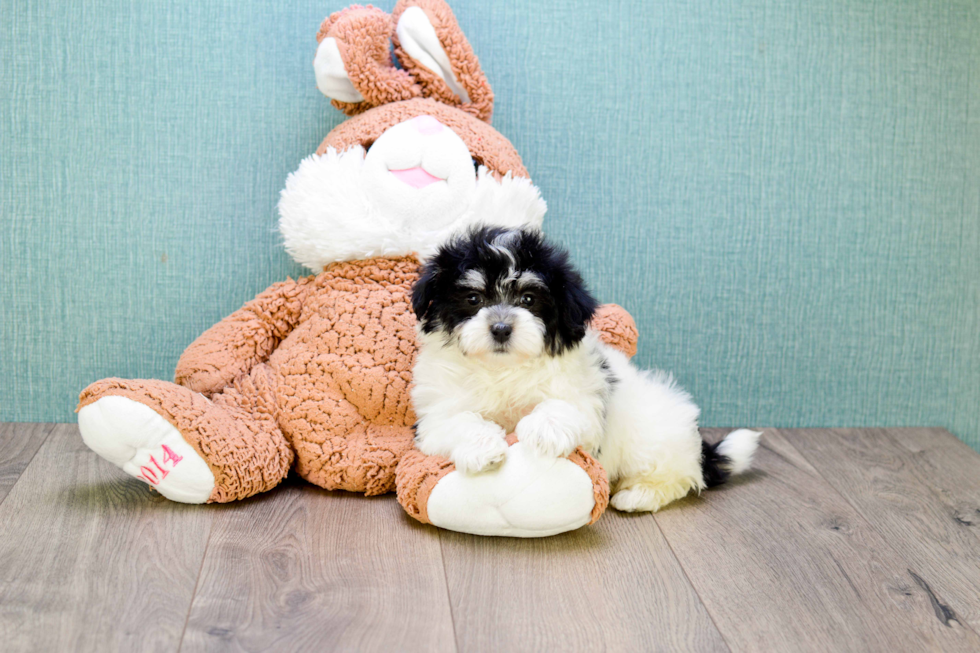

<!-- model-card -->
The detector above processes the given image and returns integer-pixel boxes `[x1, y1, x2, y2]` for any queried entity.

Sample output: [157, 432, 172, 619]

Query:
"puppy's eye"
[466, 293, 482, 306]
[520, 293, 535, 307]
[472, 157, 482, 174]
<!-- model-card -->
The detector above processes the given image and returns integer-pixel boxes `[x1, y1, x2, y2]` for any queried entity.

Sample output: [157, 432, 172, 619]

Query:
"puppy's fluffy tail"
[701, 429, 761, 488]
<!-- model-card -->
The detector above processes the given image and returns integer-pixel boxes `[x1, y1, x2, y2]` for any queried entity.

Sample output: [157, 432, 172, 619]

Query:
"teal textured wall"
[2, 1, 978, 448]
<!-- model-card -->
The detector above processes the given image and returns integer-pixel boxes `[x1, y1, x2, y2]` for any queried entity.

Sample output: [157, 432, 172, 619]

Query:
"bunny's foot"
[79, 395, 215, 503]
[78, 371, 293, 503]
[396, 436, 609, 537]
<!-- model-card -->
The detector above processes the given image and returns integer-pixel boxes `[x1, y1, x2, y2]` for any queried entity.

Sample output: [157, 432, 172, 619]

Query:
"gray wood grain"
[180, 483, 456, 653]
[653, 428, 980, 653]
[885, 428, 980, 532]
[0, 424, 213, 653]
[439, 508, 729, 652]
[4, 424, 980, 652]
[785, 428, 980, 634]
[0, 422, 53, 505]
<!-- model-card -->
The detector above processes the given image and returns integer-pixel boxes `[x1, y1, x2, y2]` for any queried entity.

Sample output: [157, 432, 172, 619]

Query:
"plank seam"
[0, 422, 57, 510]
[651, 506, 735, 652]
[437, 531, 461, 653]
[176, 515, 216, 653]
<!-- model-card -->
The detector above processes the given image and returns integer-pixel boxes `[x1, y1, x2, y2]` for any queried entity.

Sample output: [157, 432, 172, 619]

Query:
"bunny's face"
[361, 115, 479, 228]
[278, 1, 545, 271]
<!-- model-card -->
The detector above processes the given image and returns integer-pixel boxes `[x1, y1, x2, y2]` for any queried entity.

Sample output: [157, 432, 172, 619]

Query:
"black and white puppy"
[411, 226, 759, 512]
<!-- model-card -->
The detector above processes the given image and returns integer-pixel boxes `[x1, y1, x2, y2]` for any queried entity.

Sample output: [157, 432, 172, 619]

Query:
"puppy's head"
[412, 227, 598, 359]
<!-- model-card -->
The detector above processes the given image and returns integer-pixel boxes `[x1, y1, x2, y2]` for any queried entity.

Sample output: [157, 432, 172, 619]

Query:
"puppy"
[410, 226, 760, 512]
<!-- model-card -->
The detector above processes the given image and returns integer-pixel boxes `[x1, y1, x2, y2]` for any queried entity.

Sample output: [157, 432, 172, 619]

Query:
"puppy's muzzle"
[490, 322, 513, 343]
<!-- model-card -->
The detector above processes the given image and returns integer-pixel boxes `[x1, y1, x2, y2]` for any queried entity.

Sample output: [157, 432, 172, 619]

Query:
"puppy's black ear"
[559, 268, 599, 342]
[550, 250, 599, 354]
[411, 261, 440, 322]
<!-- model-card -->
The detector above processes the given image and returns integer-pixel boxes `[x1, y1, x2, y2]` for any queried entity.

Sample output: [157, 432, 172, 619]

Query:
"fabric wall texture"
[2, 1, 978, 449]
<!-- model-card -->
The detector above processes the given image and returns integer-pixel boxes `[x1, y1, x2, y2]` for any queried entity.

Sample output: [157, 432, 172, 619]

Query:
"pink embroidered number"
[161, 444, 183, 466]
[137, 445, 183, 485]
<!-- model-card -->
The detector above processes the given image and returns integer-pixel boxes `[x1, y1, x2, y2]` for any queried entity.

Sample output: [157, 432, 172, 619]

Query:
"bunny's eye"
[472, 158, 481, 174]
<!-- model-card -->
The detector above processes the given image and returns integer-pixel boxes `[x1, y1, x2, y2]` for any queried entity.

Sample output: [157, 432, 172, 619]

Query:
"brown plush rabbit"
[77, 0, 637, 537]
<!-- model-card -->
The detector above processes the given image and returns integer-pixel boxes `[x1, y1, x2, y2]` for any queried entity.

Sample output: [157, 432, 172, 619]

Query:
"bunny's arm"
[592, 304, 639, 358]
[174, 276, 316, 396]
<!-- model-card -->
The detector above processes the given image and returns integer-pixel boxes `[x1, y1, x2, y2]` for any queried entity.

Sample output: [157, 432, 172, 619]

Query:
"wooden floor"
[1, 425, 979, 652]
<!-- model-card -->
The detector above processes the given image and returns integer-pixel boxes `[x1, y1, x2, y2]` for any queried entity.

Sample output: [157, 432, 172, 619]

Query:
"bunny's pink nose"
[412, 115, 444, 135]
[389, 167, 443, 189]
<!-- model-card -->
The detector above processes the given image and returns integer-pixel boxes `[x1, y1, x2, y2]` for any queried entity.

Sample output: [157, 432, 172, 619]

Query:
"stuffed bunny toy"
[77, 0, 638, 537]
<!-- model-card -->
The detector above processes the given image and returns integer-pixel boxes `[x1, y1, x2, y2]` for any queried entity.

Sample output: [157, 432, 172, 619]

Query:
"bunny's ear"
[314, 6, 422, 116]
[392, 0, 494, 123]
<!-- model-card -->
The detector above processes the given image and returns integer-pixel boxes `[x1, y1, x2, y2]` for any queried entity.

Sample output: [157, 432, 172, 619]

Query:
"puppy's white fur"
[414, 327, 757, 512]
[414, 328, 607, 469]
[412, 230, 760, 512]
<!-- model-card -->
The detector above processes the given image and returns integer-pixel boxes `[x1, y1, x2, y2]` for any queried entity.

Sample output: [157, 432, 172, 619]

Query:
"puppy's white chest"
[473, 380, 543, 431]
[461, 361, 582, 431]
[412, 332, 606, 436]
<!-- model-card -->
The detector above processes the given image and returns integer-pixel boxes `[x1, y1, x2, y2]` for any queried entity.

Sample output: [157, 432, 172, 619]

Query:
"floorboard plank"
[439, 508, 729, 652]
[652, 428, 980, 653]
[884, 428, 980, 532]
[4, 424, 978, 651]
[784, 428, 980, 634]
[0, 424, 214, 653]
[180, 481, 456, 653]
[0, 422, 54, 505]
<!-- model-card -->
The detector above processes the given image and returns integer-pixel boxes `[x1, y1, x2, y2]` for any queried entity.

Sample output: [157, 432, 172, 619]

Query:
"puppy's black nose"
[490, 322, 513, 343]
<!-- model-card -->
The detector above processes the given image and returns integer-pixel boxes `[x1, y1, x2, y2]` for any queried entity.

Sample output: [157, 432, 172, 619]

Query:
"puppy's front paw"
[516, 400, 587, 459]
[451, 432, 509, 475]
